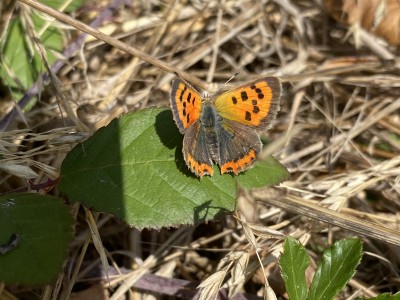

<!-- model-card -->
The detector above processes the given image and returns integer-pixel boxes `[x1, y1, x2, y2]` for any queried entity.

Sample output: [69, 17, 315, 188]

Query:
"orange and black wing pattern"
[216, 119, 262, 175]
[183, 122, 214, 177]
[214, 77, 281, 129]
[170, 78, 202, 133]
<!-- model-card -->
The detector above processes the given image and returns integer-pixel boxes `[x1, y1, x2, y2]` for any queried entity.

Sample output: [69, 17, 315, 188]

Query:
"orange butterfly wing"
[170, 78, 214, 177]
[214, 77, 282, 129]
[170, 78, 202, 133]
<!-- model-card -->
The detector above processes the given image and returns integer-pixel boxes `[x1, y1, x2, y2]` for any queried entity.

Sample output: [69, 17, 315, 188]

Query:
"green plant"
[280, 236, 363, 300]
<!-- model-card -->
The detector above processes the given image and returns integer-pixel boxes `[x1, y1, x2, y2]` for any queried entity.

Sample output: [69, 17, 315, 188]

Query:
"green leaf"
[309, 239, 363, 300]
[1, 18, 40, 94]
[0, 193, 74, 285]
[236, 155, 289, 189]
[0, 0, 84, 108]
[279, 236, 309, 300]
[59, 107, 289, 228]
[0, 17, 60, 107]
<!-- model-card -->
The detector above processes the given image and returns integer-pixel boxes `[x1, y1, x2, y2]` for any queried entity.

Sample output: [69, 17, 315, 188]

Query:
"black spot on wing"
[245, 111, 251, 121]
[179, 86, 187, 102]
[241, 91, 248, 101]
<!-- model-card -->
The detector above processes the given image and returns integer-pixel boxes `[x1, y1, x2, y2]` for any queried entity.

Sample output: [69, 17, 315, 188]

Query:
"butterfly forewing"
[170, 79, 202, 133]
[214, 77, 281, 129]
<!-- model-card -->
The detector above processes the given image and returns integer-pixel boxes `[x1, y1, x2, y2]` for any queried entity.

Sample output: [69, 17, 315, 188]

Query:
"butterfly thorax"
[200, 101, 220, 128]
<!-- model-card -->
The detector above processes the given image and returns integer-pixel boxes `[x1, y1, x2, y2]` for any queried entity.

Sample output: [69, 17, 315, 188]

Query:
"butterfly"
[170, 77, 282, 177]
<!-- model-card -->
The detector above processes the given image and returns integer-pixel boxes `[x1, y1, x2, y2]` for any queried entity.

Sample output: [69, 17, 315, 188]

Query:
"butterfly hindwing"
[215, 119, 262, 175]
[182, 121, 214, 177]
[214, 77, 281, 129]
[170, 78, 202, 133]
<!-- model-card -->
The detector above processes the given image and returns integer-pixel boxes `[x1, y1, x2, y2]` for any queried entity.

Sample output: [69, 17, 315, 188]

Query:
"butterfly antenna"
[225, 72, 240, 85]
[217, 72, 240, 92]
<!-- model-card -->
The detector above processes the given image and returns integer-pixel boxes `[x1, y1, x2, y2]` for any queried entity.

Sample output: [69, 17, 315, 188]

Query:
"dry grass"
[1, 0, 400, 299]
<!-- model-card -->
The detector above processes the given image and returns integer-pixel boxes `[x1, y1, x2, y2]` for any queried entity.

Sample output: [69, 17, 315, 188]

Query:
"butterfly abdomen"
[200, 104, 221, 162]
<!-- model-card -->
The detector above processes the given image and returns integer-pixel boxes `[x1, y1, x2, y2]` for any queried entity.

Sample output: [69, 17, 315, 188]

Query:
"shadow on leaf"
[193, 200, 231, 224]
[155, 109, 196, 178]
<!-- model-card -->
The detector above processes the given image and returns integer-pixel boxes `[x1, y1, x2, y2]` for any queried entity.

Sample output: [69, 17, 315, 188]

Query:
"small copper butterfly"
[170, 77, 282, 177]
